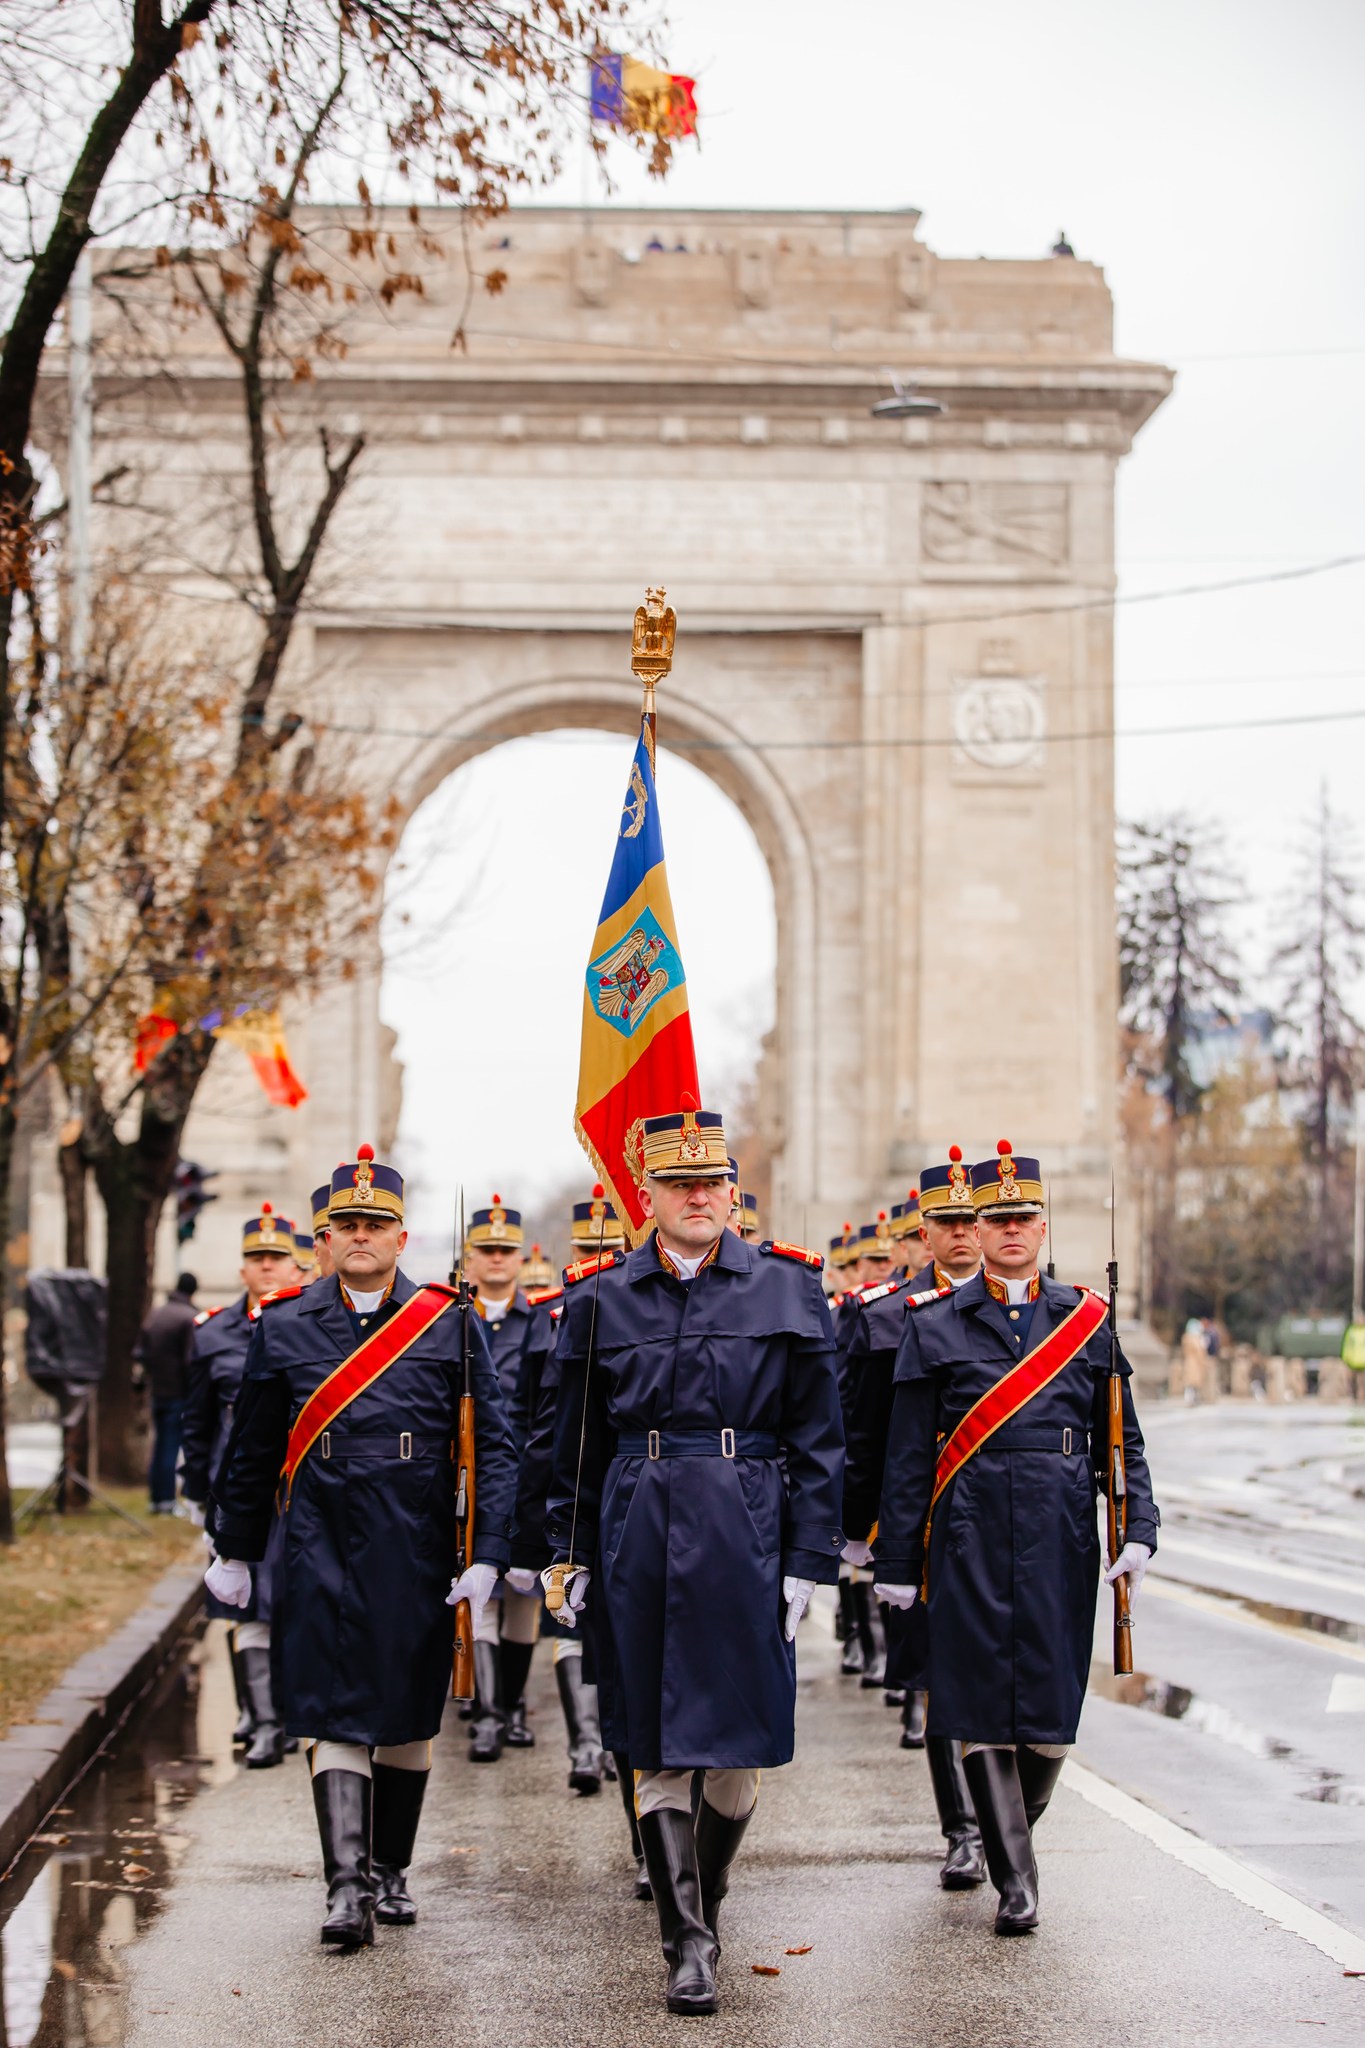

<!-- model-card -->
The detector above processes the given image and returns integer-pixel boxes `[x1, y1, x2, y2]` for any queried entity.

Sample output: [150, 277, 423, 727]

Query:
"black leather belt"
[315, 1433, 452, 1461]
[940, 1423, 1090, 1455]
[615, 1429, 780, 1460]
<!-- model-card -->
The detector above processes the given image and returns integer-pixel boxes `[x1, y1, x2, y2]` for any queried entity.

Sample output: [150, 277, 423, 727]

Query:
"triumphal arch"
[60, 206, 1171, 1287]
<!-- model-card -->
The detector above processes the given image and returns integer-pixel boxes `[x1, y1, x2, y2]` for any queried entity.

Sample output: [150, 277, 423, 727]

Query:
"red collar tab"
[984, 1271, 1041, 1306]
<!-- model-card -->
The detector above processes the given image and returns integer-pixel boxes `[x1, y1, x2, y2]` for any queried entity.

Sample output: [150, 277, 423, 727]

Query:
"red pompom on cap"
[949, 1144, 963, 1163]
[492, 1191, 502, 1204]
[261, 1202, 272, 1215]
[909, 1187, 919, 1201]
[357, 1143, 375, 1163]
[877, 1210, 887, 1223]
[592, 1182, 605, 1199]
[997, 1138, 1012, 1157]
[842, 1220, 852, 1233]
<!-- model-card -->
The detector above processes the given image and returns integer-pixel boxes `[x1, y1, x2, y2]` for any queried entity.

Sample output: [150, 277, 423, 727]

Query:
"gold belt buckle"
[320, 1432, 331, 1460]
[647, 1429, 661, 1461]
[720, 1428, 736, 1459]
[400, 1431, 412, 1461]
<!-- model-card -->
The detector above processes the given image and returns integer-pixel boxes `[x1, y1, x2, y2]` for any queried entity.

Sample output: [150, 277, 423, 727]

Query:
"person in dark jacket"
[181, 1212, 299, 1766]
[207, 1147, 517, 1953]
[136, 1272, 198, 1512]
[460, 1196, 559, 1764]
[544, 1103, 845, 2018]
[873, 1143, 1159, 1936]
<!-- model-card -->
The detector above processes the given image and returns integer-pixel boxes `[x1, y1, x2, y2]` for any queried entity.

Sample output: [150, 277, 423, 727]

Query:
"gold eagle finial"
[631, 587, 676, 687]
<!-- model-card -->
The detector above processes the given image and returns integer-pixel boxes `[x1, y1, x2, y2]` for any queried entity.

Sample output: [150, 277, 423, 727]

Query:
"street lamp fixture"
[870, 372, 945, 420]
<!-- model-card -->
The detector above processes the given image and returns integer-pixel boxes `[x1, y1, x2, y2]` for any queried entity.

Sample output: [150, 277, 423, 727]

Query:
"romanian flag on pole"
[575, 663, 699, 1241]
[589, 49, 698, 138]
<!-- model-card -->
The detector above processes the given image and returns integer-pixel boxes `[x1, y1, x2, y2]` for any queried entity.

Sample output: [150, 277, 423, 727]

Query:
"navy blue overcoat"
[182, 1297, 280, 1624]
[545, 1228, 845, 1772]
[211, 1270, 517, 1747]
[873, 1271, 1160, 1745]
[484, 1288, 558, 1455]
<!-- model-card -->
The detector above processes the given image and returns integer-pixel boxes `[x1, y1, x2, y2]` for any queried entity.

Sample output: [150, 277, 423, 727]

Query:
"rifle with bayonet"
[1106, 1179, 1134, 1676]
[451, 1193, 477, 1701]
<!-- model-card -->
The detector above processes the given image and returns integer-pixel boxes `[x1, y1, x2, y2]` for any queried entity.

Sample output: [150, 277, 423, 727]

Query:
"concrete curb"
[0, 1558, 205, 1876]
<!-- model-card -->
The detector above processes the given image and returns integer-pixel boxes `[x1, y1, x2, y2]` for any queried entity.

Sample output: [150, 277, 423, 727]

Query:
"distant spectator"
[135, 1273, 198, 1513]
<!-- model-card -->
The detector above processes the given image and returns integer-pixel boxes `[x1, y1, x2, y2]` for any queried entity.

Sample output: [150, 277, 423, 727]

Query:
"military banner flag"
[589, 48, 698, 139]
[575, 722, 699, 1241]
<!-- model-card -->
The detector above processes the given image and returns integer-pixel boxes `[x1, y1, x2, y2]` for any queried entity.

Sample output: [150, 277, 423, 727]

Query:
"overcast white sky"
[384, 0, 1365, 1250]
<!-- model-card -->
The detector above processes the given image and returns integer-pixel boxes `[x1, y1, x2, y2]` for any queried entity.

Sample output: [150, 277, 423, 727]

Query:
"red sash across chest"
[280, 1286, 454, 1502]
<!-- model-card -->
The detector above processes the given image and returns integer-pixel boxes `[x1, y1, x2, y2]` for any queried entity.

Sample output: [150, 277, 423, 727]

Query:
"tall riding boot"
[694, 1796, 754, 1942]
[371, 1764, 428, 1926]
[838, 1580, 863, 1674]
[900, 1689, 928, 1749]
[854, 1582, 887, 1687]
[962, 1749, 1038, 1934]
[554, 1656, 604, 1794]
[312, 1769, 375, 1949]
[614, 1755, 651, 1899]
[926, 1737, 986, 1889]
[229, 1632, 254, 1747]
[637, 1808, 719, 2016]
[501, 1639, 536, 1749]
[240, 1646, 286, 1769]
[1015, 1748, 1067, 1833]
[468, 1640, 504, 1763]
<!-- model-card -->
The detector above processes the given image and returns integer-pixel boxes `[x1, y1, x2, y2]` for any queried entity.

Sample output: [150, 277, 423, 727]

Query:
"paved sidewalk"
[124, 1608, 1364, 2048]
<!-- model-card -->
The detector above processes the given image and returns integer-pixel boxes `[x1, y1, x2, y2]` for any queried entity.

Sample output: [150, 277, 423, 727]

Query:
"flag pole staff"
[631, 585, 676, 773]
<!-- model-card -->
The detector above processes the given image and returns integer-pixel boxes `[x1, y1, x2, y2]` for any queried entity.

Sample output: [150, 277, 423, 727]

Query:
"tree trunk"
[60, 1136, 88, 1266]
[0, 1101, 18, 1541]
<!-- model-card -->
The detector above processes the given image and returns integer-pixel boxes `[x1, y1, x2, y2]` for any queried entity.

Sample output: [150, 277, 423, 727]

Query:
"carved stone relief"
[951, 673, 1047, 780]
[923, 481, 1069, 570]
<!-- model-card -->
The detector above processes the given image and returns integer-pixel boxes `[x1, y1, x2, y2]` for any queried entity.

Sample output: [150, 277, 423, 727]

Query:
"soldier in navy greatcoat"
[842, 1157, 987, 1886]
[181, 1205, 299, 1768]
[206, 1147, 518, 1952]
[460, 1197, 560, 1764]
[834, 1213, 896, 1686]
[873, 1142, 1160, 1934]
[543, 1104, 845, 2019]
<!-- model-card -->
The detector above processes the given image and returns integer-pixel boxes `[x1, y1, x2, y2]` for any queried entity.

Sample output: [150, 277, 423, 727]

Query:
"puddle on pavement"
[1160, 1576, 1365, 1650]
[0, 1621, 236, 2047]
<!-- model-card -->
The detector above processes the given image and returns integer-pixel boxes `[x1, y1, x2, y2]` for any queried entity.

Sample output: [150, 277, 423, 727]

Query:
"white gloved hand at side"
[841, 1537, 872, 1568]
[874, 1581, 918, 1611]
[540, 1563, 590, 1628]
[503, 1566, 541, 1596]
[184, 1500, 206, 1530]
[446, 1561, 499, 1635]
[1103, 1541, 1152, 1606]
[782, 1576, 815, 1640]
[204, 1556, 252, 1608]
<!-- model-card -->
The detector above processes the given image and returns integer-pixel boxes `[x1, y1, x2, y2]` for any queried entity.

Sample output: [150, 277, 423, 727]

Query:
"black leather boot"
[855, 1582, 887, 1687]
[555, 1655, 604, 1794]
[838, 1580, 863, 1674]
[501, 1639, 536, 1749]
[637, 1808, 719, 2015]
[614, 1754, 651, 1899]
[694, 1795, 754, 1942]
[229, 1633, 254, 1746]
[313, 1768, 375, 1949]
[962, 1749, 1038, 1934]
[900, 1689, 928, 1749]
[469, 1640, 504, 1763]
[371, 1764, 427, 1926]
[240, 1646, 286, 1769]
[1016, 1748, 1067, 1833]
[926, 1738, 986, 1889]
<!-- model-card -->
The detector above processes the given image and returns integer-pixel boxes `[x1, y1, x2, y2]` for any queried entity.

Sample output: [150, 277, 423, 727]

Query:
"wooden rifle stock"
[1106, 1241, 1134, 1676]
[452, 1385, 477, 1699]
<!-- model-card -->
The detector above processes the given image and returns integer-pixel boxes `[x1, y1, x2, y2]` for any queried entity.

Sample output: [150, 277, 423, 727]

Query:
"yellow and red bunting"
[279, 1284, 454, 1502]
[930, 1287, 1108, 1512]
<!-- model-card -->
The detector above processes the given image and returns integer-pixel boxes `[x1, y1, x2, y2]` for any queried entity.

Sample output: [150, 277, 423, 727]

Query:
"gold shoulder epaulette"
[526, 1284, 565, 1306]
[193, 1305, 224, 1327]
[860, 1278, 904, 1306]
[564, 1251, 619, 1286]
[906, 1284, 952, 1310]
[762, 1240, 824, 1269]
[249, 1285, 303, 1321]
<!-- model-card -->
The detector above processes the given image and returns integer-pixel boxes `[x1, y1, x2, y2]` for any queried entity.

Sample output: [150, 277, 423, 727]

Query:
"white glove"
[504, 1566, 540, 1596]
[874, 1581, 919, 1611]
[841, 1537, 872, 1568]
[446, 1561, 499, 1636]
[783, 1576, 815, 1640]
[540, 1562, 590, 1628]
[204, 1556, 252, 1608]
[184, 1500, 206, 1529]
[1104, 1541, 1152, 1607]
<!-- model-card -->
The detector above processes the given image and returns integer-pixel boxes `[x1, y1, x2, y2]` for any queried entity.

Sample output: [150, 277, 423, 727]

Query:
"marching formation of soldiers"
[181, 1113, 1158, 2016]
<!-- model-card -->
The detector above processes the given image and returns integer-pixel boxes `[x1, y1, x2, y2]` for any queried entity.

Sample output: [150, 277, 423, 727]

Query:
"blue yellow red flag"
[589, 49, 698, 138]
[574, 725, 699, 1241]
